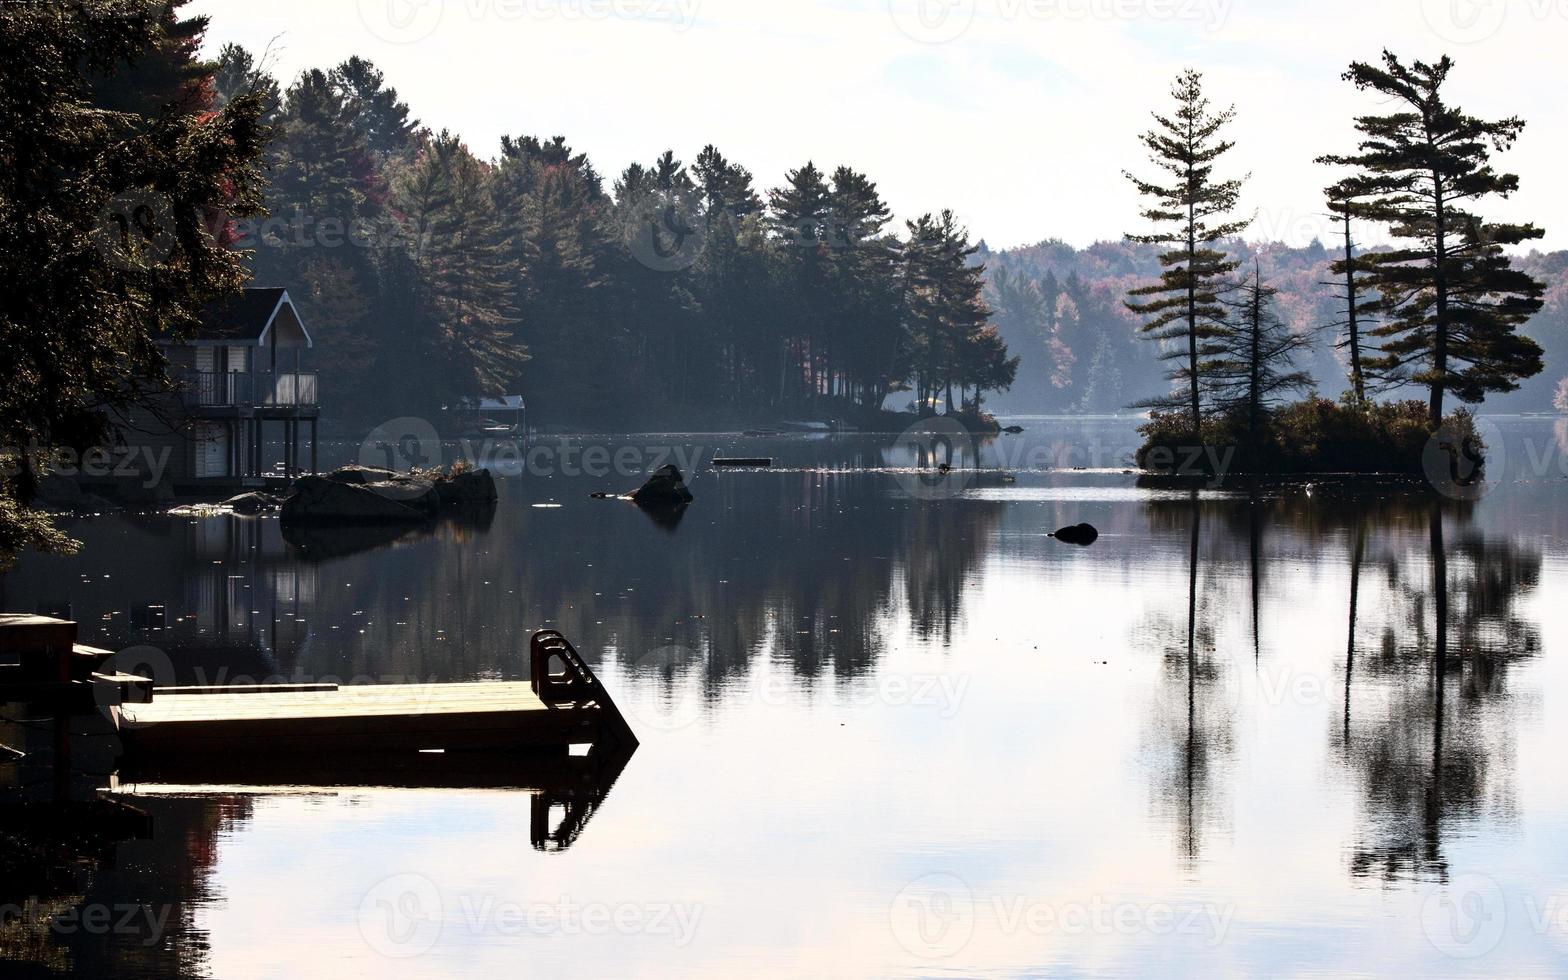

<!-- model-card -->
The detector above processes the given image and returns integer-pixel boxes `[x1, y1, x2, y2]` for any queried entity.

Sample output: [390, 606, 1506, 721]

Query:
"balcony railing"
[179, 371, 319, 409]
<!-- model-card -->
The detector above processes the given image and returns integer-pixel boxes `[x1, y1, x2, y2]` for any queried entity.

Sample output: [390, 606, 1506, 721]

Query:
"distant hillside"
[978, 239, 1568, 415]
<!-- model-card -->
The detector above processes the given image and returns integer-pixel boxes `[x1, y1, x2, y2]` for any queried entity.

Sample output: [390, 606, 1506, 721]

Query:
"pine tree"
[214, 43, 280, 121]
[613, 151, 702, 402]
[330, 56, 418, 159]
[2, 0, 266, 559]
[1076, 331, 1124, 415]
[768, 163, 833, 405]
[692, 145, 761, 226]
[86, 0, 214, 117]
[902, 211, 996, 415]
[1318, 51, 1545, 427]
[1213, 262, 1313, 453]
[496, 135, 618, 417]
[390, 133, 526, 403]
[257, 68, 384, 419]
[1124, 69, 1250, 436]
[1322, 179, 1378, 401]
[825, 167, 901, 406]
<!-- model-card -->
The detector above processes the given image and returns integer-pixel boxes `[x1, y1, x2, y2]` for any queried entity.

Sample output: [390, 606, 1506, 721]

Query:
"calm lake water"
[4, 417, 1568, 978]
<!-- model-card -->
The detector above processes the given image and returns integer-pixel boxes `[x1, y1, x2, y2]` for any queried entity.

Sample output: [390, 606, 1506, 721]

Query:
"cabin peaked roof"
[180, 287, 312, 347]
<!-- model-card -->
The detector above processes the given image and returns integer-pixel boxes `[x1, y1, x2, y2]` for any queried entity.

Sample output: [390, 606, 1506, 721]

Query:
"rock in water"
[224, 491, 279, 515]
[1050, 522, 1099, 546]
[630, 464, 694, 504]
[434, 468, 497, 507]
[322, 465, 399, 485]
[280, 475, 433, 523]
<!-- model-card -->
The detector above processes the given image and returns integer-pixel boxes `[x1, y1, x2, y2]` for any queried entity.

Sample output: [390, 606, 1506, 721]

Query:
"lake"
[3, 416, 1568, 978]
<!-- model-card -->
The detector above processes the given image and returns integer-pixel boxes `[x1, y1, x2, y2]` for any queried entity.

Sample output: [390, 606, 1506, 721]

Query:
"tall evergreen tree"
[1322, 179, 1378, 402]
[497, 135, 618, 418]
[768, 163, 833, 404]
[254, 68, 384, 419]
[214, 43, 280, 121]
[1124, 69, 1250, 436]
[388, 132, 526, 406]
[825, 167, 902, 406]
[902, 210, 996, 415]
[1, 0, 266, 561]
[692, 145, 761, 225]
[1318, 51, 1545, 427]
[330, 56, 418, 160]
[86, 0, 214, 117]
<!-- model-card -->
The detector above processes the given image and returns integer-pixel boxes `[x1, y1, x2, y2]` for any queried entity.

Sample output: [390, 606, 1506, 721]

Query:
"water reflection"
[1132, 488, 1543, 882]
[0, 424, 1562, 976]
[1139, 493, 1234, 865]
[1338, 502, 1542, 883]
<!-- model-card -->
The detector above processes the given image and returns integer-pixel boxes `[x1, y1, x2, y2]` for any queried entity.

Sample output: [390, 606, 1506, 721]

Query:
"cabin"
[112, 287, 320, 493]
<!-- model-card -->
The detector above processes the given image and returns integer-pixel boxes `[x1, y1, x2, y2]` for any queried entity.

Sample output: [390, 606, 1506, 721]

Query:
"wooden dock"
[118, 681, 609, 755]
[116, 631, 636, 758]
[5, 620, 636, 765]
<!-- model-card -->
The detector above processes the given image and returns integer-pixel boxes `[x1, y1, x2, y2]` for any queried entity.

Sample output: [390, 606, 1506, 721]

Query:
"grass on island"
[1136, 396, 1485, 478]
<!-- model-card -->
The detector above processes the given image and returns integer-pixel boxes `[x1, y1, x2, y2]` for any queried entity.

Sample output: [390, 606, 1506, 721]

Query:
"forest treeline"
[213, 39, 1016, 428]
[223, 36, 1564, 428]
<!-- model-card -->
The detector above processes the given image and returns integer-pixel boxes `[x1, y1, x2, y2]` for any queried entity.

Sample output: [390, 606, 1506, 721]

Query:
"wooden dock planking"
[118, 681, 610, 756]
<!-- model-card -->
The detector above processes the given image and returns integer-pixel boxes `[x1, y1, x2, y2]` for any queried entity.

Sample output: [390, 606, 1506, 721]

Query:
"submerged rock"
[629, 464, 694, 504]
[1050, 522, 1100, 546]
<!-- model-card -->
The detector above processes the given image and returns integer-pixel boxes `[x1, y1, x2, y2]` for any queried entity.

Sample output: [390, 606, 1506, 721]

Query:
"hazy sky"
[190, 0, 1568, 251]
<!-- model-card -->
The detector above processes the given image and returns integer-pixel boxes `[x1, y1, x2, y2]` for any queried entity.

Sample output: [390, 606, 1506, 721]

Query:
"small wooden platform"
[118, 681, 609, 756]
[115, 630, 636, 759]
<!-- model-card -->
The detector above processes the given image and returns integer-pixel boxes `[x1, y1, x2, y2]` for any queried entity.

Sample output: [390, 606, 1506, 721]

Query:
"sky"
[189, 0, 1568, 252]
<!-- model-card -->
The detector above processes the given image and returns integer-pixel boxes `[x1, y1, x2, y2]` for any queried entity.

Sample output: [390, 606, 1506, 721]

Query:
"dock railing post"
[530, 631, 639, 749]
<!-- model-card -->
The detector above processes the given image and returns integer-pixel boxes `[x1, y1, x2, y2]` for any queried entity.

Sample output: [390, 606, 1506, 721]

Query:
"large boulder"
[322, 465, 399, 486]
[224, 491, 279, 515]
[629, 464, 693, 504]
[434, 467, 497, 507]
[280, 474, 435, 523]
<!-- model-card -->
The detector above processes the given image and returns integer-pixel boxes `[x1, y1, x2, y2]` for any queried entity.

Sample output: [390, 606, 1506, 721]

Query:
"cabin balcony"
[178, 370, 319, 415]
